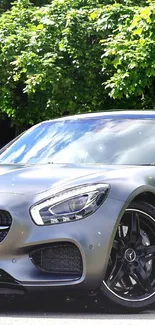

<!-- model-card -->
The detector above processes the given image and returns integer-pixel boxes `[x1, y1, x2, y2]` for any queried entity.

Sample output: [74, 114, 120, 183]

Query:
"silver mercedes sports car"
[0, 111, 155, 311]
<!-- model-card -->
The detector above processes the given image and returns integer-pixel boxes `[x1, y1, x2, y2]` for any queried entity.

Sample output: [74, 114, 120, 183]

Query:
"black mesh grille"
[30, 242, 83, 277]
[0, 210, 12, 242]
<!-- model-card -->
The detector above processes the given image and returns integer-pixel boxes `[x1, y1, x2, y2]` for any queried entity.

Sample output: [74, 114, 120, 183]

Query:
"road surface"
[0, 295, 154, 325]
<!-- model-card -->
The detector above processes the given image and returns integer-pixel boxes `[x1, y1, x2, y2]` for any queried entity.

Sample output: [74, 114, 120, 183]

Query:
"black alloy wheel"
[100, 201, 155, 311]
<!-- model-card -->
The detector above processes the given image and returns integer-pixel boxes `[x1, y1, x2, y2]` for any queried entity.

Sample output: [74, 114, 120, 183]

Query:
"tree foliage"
[0, 0, 154, 125]
[101, 0, 155, 110]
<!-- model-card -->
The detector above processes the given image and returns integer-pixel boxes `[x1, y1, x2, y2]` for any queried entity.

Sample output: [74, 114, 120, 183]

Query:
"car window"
[0, 118, 155, 165]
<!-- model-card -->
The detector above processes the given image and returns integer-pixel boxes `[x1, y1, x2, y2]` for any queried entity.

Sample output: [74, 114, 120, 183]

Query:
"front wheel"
[99, 201, 155, 311]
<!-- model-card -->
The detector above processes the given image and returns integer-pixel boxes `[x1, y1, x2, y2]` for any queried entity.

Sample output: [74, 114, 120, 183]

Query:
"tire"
[99, 201, 155, 312]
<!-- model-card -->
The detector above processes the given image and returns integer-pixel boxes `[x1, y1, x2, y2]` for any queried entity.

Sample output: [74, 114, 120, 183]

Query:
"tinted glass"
[0, 118, 155, 165]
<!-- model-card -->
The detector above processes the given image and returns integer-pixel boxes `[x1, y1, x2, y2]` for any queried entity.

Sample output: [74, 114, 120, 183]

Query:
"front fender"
[108, 180, 155, 203]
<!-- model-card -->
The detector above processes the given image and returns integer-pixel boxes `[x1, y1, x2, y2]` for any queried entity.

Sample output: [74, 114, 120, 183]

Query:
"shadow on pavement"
[0, 295, 154, 317]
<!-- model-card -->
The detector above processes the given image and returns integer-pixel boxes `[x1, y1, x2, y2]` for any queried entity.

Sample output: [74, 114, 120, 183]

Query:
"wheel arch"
[105, 185, 155, 271]
[132, 191, 155, 208]
[113, 184, 155, 231]
[126, 185, 155, 207]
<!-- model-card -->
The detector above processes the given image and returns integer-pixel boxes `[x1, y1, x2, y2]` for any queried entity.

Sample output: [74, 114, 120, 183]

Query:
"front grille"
[30, 242, 83, 277]
[0, 210, 12, 242]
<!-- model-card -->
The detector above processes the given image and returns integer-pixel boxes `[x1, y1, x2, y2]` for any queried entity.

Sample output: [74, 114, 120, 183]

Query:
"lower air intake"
[30, 242, 83, 277]
[0, 269, 16, 283]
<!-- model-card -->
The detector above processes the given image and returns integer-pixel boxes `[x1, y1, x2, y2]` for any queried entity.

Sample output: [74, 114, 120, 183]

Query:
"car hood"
[0, 163, 145, 195]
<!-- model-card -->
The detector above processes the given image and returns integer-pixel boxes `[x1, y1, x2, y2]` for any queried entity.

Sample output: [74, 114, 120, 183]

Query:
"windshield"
[0, 118, 155, 165]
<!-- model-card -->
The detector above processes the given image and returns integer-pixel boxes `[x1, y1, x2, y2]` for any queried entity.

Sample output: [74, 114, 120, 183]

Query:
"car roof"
[41, 110, 155, 124]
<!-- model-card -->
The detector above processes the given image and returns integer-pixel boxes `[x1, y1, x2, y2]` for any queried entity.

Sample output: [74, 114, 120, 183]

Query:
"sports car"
[1, 111, 155, 311]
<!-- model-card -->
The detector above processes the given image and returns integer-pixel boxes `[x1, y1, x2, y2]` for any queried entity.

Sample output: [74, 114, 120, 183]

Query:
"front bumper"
[0, 194, 126, 295]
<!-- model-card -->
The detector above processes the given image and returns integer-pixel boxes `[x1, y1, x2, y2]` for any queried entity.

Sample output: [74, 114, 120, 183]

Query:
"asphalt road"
[0, 295, 155, 325]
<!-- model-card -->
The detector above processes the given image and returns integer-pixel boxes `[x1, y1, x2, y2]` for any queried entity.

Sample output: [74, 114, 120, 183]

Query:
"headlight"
[30, 183, 109, 225]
